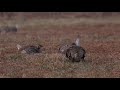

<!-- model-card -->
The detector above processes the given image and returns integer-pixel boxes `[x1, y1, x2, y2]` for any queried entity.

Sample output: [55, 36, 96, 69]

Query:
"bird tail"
[17, 44, 22, 50]
[75, 35, 80, 46]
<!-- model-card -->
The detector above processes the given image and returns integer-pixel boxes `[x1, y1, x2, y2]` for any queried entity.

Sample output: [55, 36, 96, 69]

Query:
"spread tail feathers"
[17, 44, 22, 50]
[75, 38, 80, 46]
[75, 35, 80, 46]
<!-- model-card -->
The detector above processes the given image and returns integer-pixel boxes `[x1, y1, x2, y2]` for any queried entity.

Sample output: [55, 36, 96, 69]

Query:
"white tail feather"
[75, 38, 80, 46]
[15, 24, 19, 28]
[17, 44, 22, 50]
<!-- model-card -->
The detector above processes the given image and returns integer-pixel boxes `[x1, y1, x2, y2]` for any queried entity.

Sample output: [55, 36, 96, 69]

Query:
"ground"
[0, 13, 120, 78]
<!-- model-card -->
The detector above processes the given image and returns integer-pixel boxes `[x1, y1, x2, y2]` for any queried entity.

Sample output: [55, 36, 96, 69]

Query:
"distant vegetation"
[0, 12, 120, 19]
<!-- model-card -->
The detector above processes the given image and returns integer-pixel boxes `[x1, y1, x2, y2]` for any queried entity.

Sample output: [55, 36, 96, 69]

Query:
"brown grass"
[0, 13, 120, 78]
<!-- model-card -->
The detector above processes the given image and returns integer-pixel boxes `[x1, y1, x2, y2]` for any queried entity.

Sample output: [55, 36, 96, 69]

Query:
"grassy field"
[0, 13, 120, 78]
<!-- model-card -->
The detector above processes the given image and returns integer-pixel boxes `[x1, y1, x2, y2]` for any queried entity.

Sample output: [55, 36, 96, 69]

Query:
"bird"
[65, 36, 86, 62]
[0, 25, 17, 33]
[16, 44, 43, 54]
[59, 44, 72, 54]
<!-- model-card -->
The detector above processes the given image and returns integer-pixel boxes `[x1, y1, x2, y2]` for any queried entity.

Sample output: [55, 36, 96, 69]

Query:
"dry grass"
[0, 13, 120, 78]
